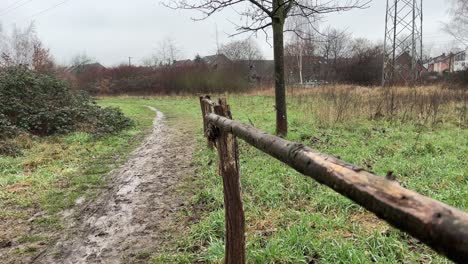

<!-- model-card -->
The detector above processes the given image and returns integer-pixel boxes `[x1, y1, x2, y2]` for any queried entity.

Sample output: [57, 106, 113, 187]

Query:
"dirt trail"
[33, 107, 194, 264]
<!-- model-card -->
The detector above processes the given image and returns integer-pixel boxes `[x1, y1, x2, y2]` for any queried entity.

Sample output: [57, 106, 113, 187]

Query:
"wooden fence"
[199, 96, 468, 264]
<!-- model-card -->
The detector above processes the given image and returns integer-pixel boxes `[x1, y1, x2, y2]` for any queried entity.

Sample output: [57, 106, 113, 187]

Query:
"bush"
[0, 113, 19, 139]
[444, 70, 468, 87]
[84, 106, 135, 137]
[0, 66, 133, 140]
[0, 140, 22, 157]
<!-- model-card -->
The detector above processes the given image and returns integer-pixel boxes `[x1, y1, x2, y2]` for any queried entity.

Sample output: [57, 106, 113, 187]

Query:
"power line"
[0, 0, 34, 16]
[21, 0, 71, 22]
[0, 0, 24, 13]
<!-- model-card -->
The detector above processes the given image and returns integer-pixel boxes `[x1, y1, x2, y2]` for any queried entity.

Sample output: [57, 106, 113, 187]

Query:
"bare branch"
[164, 0, 245, 20]
[248, 0, 273, 17]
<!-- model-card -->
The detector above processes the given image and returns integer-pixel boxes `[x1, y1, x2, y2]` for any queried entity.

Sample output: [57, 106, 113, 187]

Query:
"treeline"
[70, 62, 252, 95]
[284, 27, 385, 86]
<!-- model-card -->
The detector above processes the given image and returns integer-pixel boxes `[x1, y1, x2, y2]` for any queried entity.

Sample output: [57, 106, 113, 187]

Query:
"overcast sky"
[0, 0, 457, 66]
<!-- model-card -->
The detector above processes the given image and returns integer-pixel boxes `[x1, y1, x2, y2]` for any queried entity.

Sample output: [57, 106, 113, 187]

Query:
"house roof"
[68, 63, 106, 74]
[171, 54, 232, 68]
[202, 54, 231, 67]
[238, 60, 274, 67]
[172, 59, 193, 67]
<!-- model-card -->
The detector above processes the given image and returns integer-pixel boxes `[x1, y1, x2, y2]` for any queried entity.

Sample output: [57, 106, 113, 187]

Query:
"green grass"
[1, 94, 465, 263]
[125, 94, 464, 264]
[0, 98, 155, 257]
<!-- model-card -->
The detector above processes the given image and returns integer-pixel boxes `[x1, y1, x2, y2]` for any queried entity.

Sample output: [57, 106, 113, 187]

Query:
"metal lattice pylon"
[382, 0, 423, 86]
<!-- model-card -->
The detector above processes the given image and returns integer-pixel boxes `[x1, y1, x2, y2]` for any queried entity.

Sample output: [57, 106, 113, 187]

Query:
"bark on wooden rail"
[206, 113, 468, 263]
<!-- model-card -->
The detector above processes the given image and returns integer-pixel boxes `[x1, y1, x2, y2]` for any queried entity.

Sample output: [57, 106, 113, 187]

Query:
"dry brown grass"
[248, 85, 467, 128]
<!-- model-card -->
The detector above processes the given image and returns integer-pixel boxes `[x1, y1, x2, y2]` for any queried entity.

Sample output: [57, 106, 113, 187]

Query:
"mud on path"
[33, 107, 195, 264]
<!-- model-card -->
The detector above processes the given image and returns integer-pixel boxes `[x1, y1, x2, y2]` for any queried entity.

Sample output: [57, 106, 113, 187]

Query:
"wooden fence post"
[199, 95, 214, 149]
[213, 98, 246, 264]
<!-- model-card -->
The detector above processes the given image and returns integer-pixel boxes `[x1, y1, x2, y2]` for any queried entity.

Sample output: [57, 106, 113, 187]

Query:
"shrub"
[84, 106, 135, 137]
[0, 140, 22, 157]
[444, 69, 468, 87]
[0, 66, 133, 140]
[0, 113, 19, 139]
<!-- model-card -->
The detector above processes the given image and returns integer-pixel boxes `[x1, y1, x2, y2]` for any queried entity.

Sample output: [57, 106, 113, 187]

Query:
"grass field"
[1, 87, 466, 263]
[147, 91, 466, 263]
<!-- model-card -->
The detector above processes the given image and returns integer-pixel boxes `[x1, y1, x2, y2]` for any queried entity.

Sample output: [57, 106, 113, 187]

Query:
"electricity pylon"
[382, 0, 423, 86]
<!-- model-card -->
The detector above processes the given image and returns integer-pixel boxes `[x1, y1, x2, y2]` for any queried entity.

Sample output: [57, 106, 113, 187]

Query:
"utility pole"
[382, 0, 423, 86]
[128, 56, 133, 66]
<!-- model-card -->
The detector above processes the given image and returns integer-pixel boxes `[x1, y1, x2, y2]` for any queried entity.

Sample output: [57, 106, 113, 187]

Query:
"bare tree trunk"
[272, 15, 288, 137]
[298, 45, 303, 85]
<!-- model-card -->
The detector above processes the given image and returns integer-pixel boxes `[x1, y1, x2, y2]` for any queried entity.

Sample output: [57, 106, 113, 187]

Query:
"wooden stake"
[199, 95, 214, 149]
[213, 99, 246, 264]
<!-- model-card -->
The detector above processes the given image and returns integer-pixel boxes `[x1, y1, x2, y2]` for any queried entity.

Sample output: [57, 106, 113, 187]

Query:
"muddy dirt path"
[33, 107, 194, 264]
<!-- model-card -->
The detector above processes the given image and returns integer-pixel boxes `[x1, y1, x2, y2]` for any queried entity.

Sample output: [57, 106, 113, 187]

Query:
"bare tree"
[168, 0, 368, 136]
[0, 23, 38, 67]
[445, 0, 468, 45]
[141, 55, 160, 67]
[157, 37, 181, 66]
[343, 37, 382, 84]
[71, 52, 95, 67]
[219, 38, 264, 62]
[0, 22, 54, 72]
[285, 16, 318, 84]
[319, 27, 350, 81]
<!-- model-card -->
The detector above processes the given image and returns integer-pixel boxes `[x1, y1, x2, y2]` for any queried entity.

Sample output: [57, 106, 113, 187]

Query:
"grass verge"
[0, 99, 154, 261]
[147, 92, 466, 264]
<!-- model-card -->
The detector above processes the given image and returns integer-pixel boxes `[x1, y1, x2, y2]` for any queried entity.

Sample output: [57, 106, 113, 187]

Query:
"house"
[427, 53, 452, 73]
[426, 49, 468, 74]
[172, 59, 193, 67]
[237, 60, 274, 83]
[201, 54, 231, 69]
[172, 54, 274, 84]
[172, 54, 232, 69]
[393, 51, 427, 82]
[453, 49, 468, 72]
[68, 63, 106, 74]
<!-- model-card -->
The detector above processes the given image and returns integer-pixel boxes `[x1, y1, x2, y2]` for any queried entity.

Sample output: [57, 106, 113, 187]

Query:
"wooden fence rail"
[199, 96, 468, 264]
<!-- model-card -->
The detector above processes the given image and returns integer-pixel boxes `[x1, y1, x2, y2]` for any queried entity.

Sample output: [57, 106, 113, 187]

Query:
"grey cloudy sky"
[0, 0, 456, 66]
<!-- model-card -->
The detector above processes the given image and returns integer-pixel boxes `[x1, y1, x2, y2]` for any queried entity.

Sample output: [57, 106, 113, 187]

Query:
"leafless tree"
[0, 22, 54, 72]
[0, 23, 37, 67]
[157, 37, 181, 66]
[141, 55, 160, 67]
[167, 0, 369, 136]
[219, 38, 264, 62]
[445, 0, 468, 45]
[285, 16, 318, 84]
[319, 27, 350, 81]
[71, 52, 96, 67]
[347, 38, 382, 85]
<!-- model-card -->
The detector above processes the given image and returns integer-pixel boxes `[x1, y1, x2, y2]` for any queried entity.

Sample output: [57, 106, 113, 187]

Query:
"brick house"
[427, 53, 452, 73]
